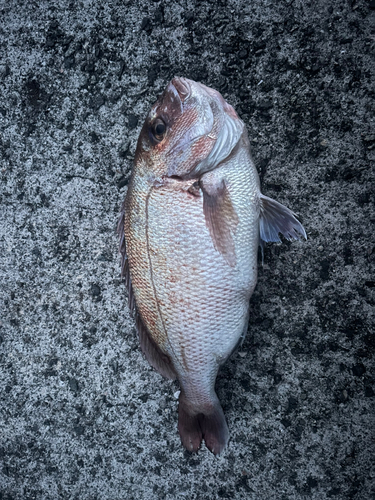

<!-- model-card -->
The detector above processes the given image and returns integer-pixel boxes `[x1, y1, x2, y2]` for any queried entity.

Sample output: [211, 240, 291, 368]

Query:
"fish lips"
[161, 78, 214, 178]
[171, 77, 191, 102]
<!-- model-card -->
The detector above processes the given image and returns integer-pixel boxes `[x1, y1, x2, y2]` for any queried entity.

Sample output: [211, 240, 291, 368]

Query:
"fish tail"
[178, 390, 229, 455]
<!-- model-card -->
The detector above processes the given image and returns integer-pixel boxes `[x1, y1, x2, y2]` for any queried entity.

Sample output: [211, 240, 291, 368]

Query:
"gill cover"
[166, 78, 244, 179]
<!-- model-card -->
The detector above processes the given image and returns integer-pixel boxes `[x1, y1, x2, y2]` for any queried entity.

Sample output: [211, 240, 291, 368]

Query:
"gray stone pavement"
[0, 1, 374, 499]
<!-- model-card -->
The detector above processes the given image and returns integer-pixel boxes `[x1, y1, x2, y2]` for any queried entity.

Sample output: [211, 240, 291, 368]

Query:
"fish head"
[135, 77, 244, 179]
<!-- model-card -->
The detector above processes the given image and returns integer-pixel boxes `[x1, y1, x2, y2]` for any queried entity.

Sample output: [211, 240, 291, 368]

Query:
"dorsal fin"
[136, 314, 177, 380]
[117, 200, 176, 380]
[117, 200, 135, 311]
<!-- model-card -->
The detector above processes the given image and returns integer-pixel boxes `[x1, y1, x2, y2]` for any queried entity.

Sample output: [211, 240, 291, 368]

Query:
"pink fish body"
[118, 77, 306, 454]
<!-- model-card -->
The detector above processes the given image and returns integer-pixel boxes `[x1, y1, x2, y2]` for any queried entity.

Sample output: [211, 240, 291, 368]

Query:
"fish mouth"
[165, 78, 214, 170]
[171, 77, 191, 102]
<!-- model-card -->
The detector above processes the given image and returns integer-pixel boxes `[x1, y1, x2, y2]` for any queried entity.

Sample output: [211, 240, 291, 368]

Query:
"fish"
[118, 77, 306, 455]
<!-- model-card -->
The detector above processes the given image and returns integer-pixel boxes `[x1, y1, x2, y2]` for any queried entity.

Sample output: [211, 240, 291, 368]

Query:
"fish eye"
[151, 118, 167, 142]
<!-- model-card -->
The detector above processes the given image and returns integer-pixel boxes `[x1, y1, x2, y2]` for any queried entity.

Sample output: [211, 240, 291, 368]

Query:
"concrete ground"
[0, 0, 374, 499]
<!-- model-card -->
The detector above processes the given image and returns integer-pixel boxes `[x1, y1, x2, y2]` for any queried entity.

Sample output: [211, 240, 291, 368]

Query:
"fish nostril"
[172, 77, 190, 101]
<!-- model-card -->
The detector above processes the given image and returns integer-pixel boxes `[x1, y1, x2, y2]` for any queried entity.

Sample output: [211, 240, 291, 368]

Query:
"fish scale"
[119, 77, 306, 454]
[146, 171, 256, 376]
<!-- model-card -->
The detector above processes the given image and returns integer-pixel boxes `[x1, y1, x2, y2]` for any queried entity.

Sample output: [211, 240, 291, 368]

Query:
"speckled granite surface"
[0, 1, 374, 498]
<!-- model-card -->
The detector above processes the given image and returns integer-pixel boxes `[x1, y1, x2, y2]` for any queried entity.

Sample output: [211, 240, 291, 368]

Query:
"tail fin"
[178, 390, 229, 455]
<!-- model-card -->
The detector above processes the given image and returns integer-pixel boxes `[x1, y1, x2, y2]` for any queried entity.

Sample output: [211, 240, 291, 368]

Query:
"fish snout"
[171, 77, 191, 102]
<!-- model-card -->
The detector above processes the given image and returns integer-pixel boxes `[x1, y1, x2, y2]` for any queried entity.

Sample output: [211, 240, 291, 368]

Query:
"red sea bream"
[118, 77, 306, 455]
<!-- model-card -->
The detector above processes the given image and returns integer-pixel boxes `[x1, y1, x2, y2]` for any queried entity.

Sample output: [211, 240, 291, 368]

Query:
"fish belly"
[146, 166, 258, 404]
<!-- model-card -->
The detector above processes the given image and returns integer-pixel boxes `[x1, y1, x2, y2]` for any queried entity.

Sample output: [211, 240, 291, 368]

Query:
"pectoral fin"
[201, 174, 239, 267]
[259, 194, 307, 246]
